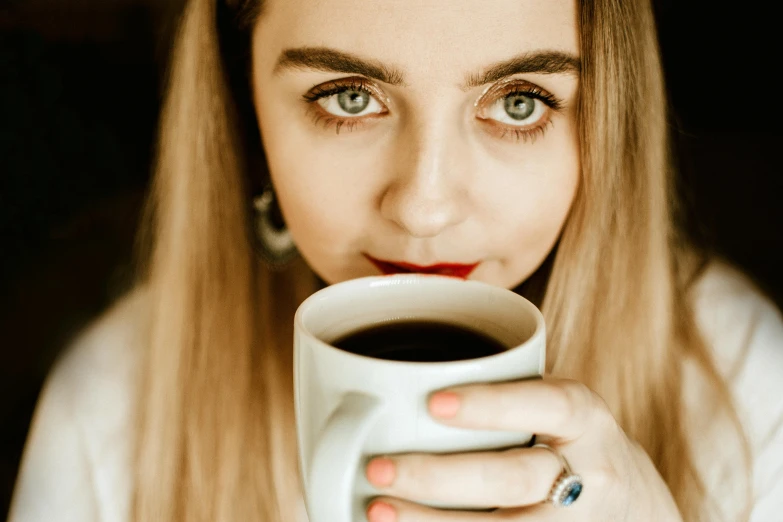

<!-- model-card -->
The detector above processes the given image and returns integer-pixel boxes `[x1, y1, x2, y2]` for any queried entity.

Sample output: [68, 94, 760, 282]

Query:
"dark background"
[1, 0, 781, 517]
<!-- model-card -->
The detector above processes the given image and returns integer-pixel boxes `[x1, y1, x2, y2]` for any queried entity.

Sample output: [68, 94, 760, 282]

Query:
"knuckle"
[590, 398, 616, 430]
[547, 381, 575, 413]
[563, 379, 594, 410]
[562, 379, 616, 434]
[590, 459, 623, 492]
[546, 381, 583, 431]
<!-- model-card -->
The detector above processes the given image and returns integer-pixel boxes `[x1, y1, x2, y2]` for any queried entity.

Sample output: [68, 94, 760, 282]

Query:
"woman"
[9, 0, 783, 520]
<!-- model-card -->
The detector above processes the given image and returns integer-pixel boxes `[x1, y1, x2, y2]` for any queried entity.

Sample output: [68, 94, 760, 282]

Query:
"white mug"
[294, 274, 546, 522]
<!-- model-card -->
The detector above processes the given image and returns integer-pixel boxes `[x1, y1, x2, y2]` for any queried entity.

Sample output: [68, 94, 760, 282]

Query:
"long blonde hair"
[134, 0, 748, 520]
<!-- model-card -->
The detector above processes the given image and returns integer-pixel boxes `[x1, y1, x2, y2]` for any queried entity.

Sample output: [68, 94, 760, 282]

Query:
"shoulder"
[688, 261, 783, 521]
[9, 288, 149, 522]
[52, 286, 148, 420]
[690, 261, 783, 379]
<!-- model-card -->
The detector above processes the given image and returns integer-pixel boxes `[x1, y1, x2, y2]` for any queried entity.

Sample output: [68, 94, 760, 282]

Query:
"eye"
[315, 87, 385, 118]
[474, 80, 564, 143]
[485, 92, 547, 127]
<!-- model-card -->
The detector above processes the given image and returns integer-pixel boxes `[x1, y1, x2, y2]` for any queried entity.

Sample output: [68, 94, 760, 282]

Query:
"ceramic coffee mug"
[294, 274, 546, 522]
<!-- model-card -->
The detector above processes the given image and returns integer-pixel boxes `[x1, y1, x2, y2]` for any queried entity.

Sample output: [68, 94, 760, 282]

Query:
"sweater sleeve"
[8, 291, 143, 522]
[691, 263, 783, 521]
[731, 292, 783, 521]
[8, 353, 102, 522]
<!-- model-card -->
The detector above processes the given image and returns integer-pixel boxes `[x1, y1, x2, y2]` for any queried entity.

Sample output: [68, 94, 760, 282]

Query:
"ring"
[532, 443, 583, 508]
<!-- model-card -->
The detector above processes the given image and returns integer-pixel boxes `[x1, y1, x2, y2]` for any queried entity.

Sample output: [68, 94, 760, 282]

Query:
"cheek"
[255, 104, 382, 266]
[266, 147, 364, 253]
[511, 155, 579, 235]
[482, 123, 580, 283]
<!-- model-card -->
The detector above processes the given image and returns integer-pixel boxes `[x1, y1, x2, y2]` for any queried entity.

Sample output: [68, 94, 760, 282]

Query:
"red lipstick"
[364, 254, 479, 279]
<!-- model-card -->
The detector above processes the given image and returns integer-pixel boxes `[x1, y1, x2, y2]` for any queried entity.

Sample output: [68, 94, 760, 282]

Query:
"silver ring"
[532, 443, 583, 508]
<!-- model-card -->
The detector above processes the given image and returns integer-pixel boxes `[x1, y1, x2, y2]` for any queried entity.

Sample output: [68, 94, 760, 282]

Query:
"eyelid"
[473, 77, 562, 111]
[301, 76, 562, 141]
[472, 78, 562, 144]
[302, 77, 391, 135]
[303, 77, 391, 109]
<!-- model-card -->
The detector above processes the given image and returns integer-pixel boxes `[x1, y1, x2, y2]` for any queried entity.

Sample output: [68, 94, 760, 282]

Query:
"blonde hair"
[133, 0, 749, 520]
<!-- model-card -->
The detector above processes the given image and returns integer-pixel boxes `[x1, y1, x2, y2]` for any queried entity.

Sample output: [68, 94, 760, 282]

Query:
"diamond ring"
[532, 443, 583, 508]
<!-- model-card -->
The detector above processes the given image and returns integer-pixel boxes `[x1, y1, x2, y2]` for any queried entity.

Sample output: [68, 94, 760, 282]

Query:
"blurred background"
[0, 0, 781, 516]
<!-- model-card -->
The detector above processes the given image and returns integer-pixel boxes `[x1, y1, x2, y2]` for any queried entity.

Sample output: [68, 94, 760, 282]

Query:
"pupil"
[337, 90, 370, 114]
[504, 94, 535, 120]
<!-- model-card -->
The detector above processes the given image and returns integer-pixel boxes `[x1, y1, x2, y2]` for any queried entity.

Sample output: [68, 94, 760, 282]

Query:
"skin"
[251, 0, 683, 520]
[251, 0, 579, 289]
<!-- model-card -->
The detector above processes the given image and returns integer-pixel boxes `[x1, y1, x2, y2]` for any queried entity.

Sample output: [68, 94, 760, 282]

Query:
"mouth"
[364, 254, 479, 279]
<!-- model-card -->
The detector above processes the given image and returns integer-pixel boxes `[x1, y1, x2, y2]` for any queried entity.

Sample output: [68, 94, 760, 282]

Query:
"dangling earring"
[252, 184, 298, 268]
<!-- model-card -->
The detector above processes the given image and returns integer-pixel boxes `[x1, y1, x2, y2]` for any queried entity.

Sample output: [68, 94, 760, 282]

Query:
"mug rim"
[294, 274, 545, 369]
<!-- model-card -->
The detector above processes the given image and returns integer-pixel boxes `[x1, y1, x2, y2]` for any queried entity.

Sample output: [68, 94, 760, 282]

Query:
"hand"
[363, 378, 683, 521]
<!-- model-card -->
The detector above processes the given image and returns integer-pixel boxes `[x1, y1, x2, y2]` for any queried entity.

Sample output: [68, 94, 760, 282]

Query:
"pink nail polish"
[366, 457, 396, 487]
[429, 391, 461, 418]
[367, 501, 396, 522]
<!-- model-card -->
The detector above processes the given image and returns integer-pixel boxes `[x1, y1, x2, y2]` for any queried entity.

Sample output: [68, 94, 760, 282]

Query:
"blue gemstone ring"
[532, 443, 583, 508]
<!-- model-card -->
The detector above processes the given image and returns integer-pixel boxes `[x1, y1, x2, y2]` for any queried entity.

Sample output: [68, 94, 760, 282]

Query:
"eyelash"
[302, 78, 563, 142]
[479, 83, 561, 143]
[302, 78, 383, 134]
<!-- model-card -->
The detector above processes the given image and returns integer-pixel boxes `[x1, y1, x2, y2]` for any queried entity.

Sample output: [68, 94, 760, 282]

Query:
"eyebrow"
[275, 47, 405, 85]
[274, 47, 580, 88]
[464, 51, 581, 88]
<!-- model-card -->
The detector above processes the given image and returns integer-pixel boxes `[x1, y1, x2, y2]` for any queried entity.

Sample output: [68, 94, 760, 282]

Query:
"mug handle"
[307, 392, 383, 522]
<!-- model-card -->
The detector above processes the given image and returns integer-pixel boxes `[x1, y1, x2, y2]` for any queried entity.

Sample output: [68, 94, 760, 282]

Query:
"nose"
[380, 123, 469, 238]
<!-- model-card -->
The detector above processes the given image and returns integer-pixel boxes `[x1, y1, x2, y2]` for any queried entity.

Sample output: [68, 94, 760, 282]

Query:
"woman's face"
[251, 0, 580, 288]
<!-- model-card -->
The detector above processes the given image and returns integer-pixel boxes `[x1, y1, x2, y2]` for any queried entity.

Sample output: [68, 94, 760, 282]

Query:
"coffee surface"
[332, 320, 507, 362]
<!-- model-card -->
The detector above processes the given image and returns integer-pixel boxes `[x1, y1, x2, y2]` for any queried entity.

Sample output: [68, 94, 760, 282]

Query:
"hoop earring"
[252, 185, 298, 268]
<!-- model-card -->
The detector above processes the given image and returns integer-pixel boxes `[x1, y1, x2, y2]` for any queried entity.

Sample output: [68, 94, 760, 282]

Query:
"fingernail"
[429, 391, 461, 418]
[366, 457, 396, 487]
[367, 500, 396, 522]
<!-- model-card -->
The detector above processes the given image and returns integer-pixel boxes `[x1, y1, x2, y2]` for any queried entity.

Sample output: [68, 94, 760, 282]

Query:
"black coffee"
[332, 320, 507, 362]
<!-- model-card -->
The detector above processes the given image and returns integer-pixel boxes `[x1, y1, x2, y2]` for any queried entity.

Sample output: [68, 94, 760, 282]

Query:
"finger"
[365, 446, 562, 508]
[366, 496, 539, 522]
[506, 503, 561, 520]
[507, 498, 593, 520]
[367, 496, 590, 522]
[428, 377, 612, 442]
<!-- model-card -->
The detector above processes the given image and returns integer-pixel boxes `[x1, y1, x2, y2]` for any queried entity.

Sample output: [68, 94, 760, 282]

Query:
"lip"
[364, 254, 479, 279]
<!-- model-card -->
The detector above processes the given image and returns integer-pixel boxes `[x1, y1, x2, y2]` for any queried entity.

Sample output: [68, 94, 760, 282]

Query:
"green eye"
[474, 81, 562, 143]
[484, 92, 546, 127]
[337, 90, 371, 114]
[317, 87, 384, 118]
[503, 94, 536, 121]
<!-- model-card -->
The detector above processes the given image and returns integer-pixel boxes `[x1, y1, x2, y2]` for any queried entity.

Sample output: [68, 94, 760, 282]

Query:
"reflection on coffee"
[332, 320, 507, 362]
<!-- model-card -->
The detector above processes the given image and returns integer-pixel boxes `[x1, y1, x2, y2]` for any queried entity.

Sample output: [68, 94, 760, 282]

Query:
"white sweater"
[8, 263, 783, 521]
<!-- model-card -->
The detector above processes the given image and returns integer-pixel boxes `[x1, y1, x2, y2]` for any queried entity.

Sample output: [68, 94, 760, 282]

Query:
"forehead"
[255, 0, 578, 79]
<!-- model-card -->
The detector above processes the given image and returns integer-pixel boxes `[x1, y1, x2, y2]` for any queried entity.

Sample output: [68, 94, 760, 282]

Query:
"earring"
[252, 184, 298, 268]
